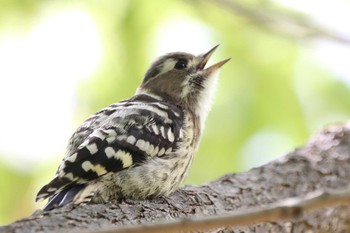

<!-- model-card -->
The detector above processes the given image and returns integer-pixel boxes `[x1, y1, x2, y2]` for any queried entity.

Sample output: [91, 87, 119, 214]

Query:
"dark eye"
[174, 59, 188, 70]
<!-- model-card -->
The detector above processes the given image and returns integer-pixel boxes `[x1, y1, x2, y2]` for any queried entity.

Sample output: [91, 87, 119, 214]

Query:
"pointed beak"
[203, 58, 231, 74]
[196, 45, 230, 75]
[197, 44, 220, 71]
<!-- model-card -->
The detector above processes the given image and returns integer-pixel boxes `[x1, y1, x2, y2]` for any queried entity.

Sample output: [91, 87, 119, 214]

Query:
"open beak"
[196, 45, 230, 74]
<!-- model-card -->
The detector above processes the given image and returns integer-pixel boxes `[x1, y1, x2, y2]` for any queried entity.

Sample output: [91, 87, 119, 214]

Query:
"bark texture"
[2, 122, 350, 233]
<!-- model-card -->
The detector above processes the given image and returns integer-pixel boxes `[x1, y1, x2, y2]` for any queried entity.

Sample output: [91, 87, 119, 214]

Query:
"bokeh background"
[1, 0, 350, 225]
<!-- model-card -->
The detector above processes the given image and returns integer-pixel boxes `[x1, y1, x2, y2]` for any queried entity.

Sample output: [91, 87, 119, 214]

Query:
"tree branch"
[92, 189, 350, 233]
[2, 122, 350, 233]
[192, 0, 350, 44]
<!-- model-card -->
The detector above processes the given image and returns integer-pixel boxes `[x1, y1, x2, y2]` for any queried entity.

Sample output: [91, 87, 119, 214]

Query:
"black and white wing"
[36, 94, 183, 205]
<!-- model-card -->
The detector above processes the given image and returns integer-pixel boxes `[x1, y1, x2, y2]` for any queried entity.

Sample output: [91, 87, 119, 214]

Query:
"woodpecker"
[36, 45, 230, 210]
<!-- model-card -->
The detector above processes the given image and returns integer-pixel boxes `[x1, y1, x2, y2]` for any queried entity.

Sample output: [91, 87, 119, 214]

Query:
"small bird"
[36, 45, 230, 210]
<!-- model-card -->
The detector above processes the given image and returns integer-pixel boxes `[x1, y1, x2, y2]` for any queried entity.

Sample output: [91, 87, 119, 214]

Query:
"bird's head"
[136, 45, 230, 122]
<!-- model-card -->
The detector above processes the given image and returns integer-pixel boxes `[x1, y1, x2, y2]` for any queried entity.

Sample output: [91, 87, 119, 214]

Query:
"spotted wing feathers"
[36, 95, 183, 203]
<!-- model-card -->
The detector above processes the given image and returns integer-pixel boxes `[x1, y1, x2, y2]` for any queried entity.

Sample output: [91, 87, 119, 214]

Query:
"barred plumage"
[36, 45, 230, 210]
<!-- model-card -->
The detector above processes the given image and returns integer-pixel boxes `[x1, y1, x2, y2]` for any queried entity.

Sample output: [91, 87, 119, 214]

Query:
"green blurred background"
[0, 0, 350, 225]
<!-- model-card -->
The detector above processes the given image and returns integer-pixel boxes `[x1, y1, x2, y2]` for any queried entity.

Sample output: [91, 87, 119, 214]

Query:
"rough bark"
[2, 122, 350, 233]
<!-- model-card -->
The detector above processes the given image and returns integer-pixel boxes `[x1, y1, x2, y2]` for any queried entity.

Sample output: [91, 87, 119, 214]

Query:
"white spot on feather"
[86, 143, 98, 155]
[152, 125, 159, 135]
[106, 136, 116, 143]
[66, 153, 77, 162]
[165, 147, 172, 155]
[127, 136, 136, 144]
[81, 161, 107, 175]
[160, 126, 166, 138]
[136, 139, 146, 151]
[47, 187, 57, 192]
[105, 147, 115, 158]
[158, 147, 165, 156]
[65, 172, 75, 181]
[115, 150, 133, 168]
[91, 164, 107, 175]
[81, 161, 93, 171]
[152, 146, 159, 157]
[167, 128, 174, 142]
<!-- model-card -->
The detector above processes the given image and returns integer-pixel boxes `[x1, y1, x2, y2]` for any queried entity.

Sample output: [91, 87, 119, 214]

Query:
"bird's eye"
[174, 59, 188, 70]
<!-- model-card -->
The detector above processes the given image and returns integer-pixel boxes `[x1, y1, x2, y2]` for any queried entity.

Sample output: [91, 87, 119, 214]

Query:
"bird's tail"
[43, 185, 86, 211]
